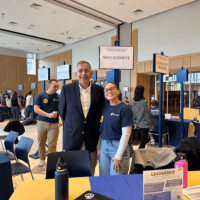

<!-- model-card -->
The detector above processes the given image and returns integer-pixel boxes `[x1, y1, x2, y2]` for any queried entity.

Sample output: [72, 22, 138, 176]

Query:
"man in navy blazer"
[59, 61, 105, 175]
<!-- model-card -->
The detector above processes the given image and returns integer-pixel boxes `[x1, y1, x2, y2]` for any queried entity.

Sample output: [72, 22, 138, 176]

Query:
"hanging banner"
[153, 54, 169, 74]
[99, 46, 134, 69]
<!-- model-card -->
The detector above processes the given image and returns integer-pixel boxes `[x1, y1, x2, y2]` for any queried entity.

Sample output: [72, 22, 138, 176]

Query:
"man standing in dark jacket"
[59, 61, 105, 176]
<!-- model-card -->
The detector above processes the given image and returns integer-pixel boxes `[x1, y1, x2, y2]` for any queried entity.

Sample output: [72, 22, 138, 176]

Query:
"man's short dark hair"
[48, 79, 58, 85]
[151, 100, 159, 107]
[77, 61, 91, 70]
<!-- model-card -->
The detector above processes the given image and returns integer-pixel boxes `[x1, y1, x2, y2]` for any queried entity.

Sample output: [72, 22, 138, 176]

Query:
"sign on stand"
[153, 52, 169, 147]
[57, 64, 71, 80]
[38, 68, 50, 81]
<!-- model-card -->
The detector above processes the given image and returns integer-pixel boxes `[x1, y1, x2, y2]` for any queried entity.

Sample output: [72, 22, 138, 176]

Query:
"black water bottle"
[55, 157, 69, 200]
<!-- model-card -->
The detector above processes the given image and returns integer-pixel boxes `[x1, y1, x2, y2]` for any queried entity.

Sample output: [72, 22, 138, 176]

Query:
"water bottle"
[175, 157, 188, 188]
[194, 115, 197, 122]
[55, 157, 69, 200]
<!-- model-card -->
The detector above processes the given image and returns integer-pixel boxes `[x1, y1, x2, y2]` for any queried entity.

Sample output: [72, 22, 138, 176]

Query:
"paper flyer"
[143, 168, 183, 200]
[183, 186, 200, 200]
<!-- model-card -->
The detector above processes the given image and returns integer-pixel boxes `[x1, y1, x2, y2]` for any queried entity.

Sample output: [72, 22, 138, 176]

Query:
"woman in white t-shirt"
[26, 91, 33, 118]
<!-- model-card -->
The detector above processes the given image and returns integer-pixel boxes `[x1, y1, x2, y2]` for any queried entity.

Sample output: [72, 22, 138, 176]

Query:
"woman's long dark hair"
[134, 85, 145, 101]
[11, 91, 18, 101]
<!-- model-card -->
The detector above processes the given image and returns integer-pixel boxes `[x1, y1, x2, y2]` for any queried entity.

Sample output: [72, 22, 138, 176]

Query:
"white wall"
[0, 47, 26, 58]
[37, 29, 116, 72]
[132, 1, 200, 62]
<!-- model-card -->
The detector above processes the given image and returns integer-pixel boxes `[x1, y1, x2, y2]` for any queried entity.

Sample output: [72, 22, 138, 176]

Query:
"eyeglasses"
[104, 87, 116, 93]
[77, 69, 90, 73]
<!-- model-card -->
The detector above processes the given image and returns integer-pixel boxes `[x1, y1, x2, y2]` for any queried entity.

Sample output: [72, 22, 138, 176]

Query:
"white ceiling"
[0, 0, 196, 53]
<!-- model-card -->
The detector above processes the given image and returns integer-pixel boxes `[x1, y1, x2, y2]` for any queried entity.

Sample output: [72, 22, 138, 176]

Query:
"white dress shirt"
[79, 83, 91, 118]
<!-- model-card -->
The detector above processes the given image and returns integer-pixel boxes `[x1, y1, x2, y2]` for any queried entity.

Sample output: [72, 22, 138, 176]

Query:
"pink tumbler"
[175, 158, 188, 188]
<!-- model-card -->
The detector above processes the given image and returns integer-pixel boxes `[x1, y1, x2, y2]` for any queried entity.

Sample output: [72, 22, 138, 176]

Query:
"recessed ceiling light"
[10, 37, 15, 40]
[119, 2, 125, 6]
[132, 9, 144, 15]
[36, 49, 42, 51]
[94, 25, 102, 30]
[60, 32, 65, 35]
[80, 21, 85, 24]
[31, 43, 37, 45]
[8, 21, 18, 26]
[27, 27, 33, 29]
[52, 33, 57, 36]
[30, 3, 43, 10]
[47, 45, 52, 47]
[66, 37, 73, 40]
[52, 11, 58, 14]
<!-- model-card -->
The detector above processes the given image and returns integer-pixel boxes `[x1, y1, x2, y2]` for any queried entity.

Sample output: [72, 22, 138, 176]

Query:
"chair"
[148, 118, 169, 146]
[0, 107, 10, 119]
[129, 148, 176, 174]
[46, 151, 91, 179]
[0, 131, 18, 160]
[11, 136, 34, 181]
[0, 135, 7, 151]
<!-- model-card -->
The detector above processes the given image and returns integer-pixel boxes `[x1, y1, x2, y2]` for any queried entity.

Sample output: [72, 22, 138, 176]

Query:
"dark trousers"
[138, 128, 149, 149]
[11, 107, 20, 120]
[26, 105, 33, 118]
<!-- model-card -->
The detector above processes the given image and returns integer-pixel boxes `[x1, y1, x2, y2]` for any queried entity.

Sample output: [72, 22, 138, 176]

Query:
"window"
[26, 53, 36, 75]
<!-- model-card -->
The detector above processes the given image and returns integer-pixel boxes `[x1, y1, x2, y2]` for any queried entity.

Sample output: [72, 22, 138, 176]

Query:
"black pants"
[138, 128, 149, 149]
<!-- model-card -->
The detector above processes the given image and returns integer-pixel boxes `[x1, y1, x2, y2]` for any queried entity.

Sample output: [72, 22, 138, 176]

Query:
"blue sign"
[176, 69, 188, 83]
[92, 71, 97, 81]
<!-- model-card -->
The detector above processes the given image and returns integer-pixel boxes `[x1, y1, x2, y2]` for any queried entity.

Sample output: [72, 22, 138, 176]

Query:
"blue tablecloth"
[90, 174, 143, 200]
[168, 119, 193, 147]
[0, 153, 13, 200]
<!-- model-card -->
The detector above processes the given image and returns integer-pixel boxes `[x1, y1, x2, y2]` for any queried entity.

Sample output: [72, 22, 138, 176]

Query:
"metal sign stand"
[106, 40, 121, 89]
[18, 83, 25, 121]
[153, 52, 169, 148]
[62, 61, 66, 86]
[176, 67, 188, 141]
[31, 82, 36, 118]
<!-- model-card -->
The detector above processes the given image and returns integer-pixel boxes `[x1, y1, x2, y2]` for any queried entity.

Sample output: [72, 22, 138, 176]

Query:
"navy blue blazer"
[59, 81, 105, 152]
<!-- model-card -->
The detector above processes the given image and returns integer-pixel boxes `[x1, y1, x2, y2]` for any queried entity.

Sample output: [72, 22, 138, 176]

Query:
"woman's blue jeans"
[99, 139, 130, 176]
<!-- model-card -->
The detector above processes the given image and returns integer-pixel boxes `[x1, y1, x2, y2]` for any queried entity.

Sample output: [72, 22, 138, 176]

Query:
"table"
[168, 118, 193, 147]
[0, 153, 13, 200]
[10, 171, 200, 200]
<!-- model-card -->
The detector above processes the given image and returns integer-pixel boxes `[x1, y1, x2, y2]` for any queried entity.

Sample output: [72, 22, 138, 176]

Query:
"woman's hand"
[97, 148, 100, 161]
[111, 157, 123, 172]
[134, 124, 137, 129]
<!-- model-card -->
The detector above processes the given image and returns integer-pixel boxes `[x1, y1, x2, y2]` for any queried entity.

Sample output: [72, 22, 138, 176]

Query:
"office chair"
[0, 131, 18, 160]
[46, 150, 91, 179]
[148, 118, 169, 147]
[11, 136, 34, 181]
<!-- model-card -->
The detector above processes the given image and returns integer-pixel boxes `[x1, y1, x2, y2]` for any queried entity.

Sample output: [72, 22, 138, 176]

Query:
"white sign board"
[38, 68, 49, 81]
[100, 46, 133, 69]
[183, 185, 200, 200]
[153, 54, 169, 74]
[57, 65, 70, 80]
[143, 168, 183, 200]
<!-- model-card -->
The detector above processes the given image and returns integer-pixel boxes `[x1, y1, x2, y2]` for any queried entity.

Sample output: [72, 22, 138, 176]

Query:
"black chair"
[46, 151, 91, 179]
[0, 107, 10, 119]
[11, 136, 34, 181]
[0, 131, 18, 160]
[148, 118, 169, 145]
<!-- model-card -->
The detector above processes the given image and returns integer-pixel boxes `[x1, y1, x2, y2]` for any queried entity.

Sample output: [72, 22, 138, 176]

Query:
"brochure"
[143, 168, 183, 200]
[183, 185, 200, 200]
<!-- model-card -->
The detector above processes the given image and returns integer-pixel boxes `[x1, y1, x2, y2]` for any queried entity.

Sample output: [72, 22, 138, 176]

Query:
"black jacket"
[59, 81, 105, 152]
[3, 119, 25, 135]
